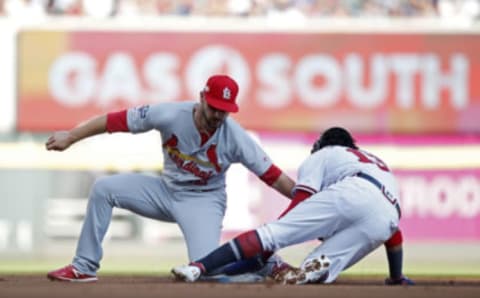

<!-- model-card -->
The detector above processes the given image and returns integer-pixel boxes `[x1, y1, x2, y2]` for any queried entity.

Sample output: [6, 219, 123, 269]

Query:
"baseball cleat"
[279, 268, 304, 285]
[171, 265, 202, 282]
[274, 255, 330, 285]
[47, 264, 98, 282]
[269, 259, 300, 284]
[385, 275, 415, 286]
[298, 255, 330, 284]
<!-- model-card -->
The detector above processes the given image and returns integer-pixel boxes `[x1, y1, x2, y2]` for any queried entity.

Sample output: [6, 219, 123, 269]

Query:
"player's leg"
[171, 226, 305, 282]
[218, 252, 277, 275]
[301, 215, 394, 283]
[49, 173, 175, 280]
[216, 187, 316, 280]
[252, 194, 345, 284]
[254, 179, 396, 284]
[171, 189, 275, 283]
[171, 228, 265, 282]
[171, 189, 342, 282]
[297, 181, 399, 283]
[171, 189, 227, 261]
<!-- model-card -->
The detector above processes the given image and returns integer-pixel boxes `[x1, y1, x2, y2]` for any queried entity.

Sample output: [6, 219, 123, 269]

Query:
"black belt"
[356, 172, 401, 219]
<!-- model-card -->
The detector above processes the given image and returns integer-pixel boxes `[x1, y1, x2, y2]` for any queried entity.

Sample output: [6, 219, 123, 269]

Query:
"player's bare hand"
[45, 131, 74, 151]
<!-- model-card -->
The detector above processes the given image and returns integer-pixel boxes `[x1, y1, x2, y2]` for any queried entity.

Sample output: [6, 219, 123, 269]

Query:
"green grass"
[1, 257, 480, 278]
[1, 241, 479, 278]
[0, 258, 174, 275]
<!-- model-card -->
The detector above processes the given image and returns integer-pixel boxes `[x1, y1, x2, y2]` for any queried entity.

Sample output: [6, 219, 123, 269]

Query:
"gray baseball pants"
[72, 173, 226, 275]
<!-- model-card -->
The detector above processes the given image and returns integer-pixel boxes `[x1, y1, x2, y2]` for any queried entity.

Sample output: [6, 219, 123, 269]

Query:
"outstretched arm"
[45, 109, 130, 151]
[45, 115, 108, 151]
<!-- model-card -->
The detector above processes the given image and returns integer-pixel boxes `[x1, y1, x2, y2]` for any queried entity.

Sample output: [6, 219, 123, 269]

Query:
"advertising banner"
[17, 30, 480, 133]
[395, 169, 480, 240]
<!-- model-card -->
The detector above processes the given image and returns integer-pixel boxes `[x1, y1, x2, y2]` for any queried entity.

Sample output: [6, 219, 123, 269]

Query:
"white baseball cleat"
[171, 265, 202, 282]
[277, 255, 330, 285]
[297, 255, 330, 284]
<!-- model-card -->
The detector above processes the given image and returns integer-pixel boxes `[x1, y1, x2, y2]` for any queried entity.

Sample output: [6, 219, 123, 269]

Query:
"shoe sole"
[47, 274, 98, 283]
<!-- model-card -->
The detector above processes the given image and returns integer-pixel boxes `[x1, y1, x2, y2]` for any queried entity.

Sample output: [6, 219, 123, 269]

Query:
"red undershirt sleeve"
[277, 189, 313, 219]
[106, 110, 129, 133]
[259, 164, 282, 186]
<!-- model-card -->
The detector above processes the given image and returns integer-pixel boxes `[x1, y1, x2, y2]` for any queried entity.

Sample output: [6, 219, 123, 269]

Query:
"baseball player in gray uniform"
[45, 74, 295, 282]
[171, 127, 414, 285]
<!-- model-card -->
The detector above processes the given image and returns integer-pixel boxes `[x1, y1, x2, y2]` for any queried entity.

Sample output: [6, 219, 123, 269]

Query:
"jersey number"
[346, 148, 390, 172]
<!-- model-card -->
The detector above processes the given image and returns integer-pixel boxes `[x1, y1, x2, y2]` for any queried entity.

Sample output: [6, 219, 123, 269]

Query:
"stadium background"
[0, 0, 479, 278]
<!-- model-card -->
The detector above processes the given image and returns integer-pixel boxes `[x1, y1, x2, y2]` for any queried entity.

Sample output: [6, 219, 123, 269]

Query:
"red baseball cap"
[202, 75, 239, 113]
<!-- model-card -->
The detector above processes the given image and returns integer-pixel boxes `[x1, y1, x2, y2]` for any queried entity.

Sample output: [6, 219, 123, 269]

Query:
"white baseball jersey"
[127, 101, 273, 191]
[257, 145, 400, 283]
[294, 146, 399, 199]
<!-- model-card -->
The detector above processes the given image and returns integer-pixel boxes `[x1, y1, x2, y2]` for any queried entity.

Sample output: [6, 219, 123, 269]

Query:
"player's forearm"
[384, 229, 403, 280]
[272, 173, 295, 199]
[68, 115, 107, 144]
[259, 165, 294, 199]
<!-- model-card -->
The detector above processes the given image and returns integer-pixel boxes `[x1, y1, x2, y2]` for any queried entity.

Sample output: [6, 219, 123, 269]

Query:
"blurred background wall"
[0, 0, 479, 268]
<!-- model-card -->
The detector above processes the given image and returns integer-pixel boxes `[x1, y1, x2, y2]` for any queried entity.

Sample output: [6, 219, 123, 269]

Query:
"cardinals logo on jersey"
[206, 144, 221, 173]
[163, 134, 178, 147]
[163, 134, 222, 184]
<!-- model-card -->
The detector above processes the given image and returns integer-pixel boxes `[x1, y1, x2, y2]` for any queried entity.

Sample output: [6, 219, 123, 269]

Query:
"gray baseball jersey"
[257, 145, 400, 283]
[72, 101, 277, 275]
[127, 101, 273, 191]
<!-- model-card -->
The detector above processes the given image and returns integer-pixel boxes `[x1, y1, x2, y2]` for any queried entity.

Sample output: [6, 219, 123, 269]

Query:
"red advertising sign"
[17, 30, 480, 133]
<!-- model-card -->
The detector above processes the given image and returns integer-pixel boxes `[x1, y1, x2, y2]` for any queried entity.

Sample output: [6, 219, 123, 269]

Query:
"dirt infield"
[1, 275, 480, 298]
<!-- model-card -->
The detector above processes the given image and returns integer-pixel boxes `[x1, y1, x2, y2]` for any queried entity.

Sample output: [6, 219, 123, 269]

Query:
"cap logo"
[222, 87, 231, 100]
